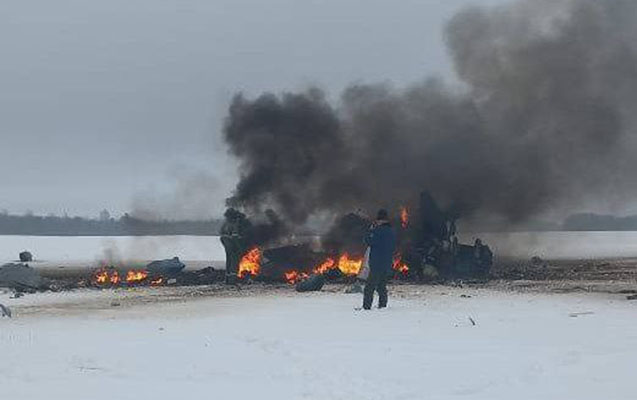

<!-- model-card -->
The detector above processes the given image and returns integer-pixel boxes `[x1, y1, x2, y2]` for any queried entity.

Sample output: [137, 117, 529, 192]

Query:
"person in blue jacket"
[363, 209, 396, 309]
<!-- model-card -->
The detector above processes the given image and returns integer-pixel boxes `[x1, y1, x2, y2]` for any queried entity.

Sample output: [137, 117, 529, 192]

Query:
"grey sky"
[0, 0, 506, 218]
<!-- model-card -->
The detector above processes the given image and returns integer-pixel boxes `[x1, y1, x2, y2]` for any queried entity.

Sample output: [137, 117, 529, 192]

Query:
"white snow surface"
[5, 231, 637, 267]
[0, 235, 226, 265]
[1, 288, 636, 399]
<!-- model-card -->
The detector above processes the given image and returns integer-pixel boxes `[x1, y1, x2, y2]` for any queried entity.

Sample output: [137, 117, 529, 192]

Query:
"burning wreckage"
[0, 256, 226, 294]
[0, 192, 492, 295]
[220, 191, 493, 290]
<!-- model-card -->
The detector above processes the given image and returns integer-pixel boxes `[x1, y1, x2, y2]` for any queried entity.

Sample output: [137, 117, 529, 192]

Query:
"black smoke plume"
[223, 0, 637, 227]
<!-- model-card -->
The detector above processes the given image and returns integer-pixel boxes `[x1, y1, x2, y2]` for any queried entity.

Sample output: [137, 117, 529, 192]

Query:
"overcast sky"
[0, 0, 506, 219]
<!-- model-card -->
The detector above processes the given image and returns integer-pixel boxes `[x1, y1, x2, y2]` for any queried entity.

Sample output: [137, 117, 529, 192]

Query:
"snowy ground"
[5, 231, 637, 268]
[1, 286, 636, 400]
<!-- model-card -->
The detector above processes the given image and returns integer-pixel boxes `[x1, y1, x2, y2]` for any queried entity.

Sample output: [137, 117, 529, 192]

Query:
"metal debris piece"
[0, 304, 12, 318]
[146, 257, 185, 276]
[569, 311, 595, 317]
[0, 263, 43, 290]
[295, 274, 325, 292]
[19, 251, 33, 262]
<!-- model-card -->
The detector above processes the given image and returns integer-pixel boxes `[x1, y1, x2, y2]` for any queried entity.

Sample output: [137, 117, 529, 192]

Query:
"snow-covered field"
[0, 235, 226, 266]
[4, 231, 637, 268]
[1, 287, 635, 400]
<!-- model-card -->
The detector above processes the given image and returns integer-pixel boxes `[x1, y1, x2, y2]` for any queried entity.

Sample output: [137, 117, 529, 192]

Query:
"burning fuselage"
[221, 191, 492, 285]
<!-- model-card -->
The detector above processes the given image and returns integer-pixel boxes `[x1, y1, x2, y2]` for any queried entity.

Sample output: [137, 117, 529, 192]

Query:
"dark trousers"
[363, 271, 388, 310]
[220, 236, 243, 284]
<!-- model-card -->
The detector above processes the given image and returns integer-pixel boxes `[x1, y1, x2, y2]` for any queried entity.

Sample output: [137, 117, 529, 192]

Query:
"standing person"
[363, 209, 396, 310]
[219, 208, 252, 284]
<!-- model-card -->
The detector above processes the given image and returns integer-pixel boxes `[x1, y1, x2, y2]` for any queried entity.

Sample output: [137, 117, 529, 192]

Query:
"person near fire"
[220, 208, 252, 284]
[362, 209, 396, 310]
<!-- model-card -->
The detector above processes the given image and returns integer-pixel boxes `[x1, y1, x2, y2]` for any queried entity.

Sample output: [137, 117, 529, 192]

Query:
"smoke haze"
[223, 0, 637, 227]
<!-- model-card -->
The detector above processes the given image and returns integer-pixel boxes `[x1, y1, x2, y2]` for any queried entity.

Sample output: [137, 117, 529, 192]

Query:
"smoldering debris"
[295, 274, 326, 292]
[19, 251, 33, 262]
[0, 304, 11, 318]
[222, 0, 637, 228]
[146, 257, 186, 277]
[0, 263, 43, 291]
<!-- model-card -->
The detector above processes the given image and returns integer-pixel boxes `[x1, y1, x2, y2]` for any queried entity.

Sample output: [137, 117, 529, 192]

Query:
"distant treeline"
[0, 212, 223, 236]
[562, 213, 637, 231]
[3, 211, 637, 235]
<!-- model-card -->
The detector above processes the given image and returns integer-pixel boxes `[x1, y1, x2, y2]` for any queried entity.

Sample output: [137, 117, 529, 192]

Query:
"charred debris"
[0, 192, 492, 296]
[220, 191, 493, 289]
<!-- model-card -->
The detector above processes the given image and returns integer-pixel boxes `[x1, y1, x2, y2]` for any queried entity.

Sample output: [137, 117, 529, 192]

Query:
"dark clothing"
[364, 222, 397, 275]
[220, 213, 252, 283]
[363, 272, 388, 310]
[220, 235, 244, 279]
[363, 222, 395, 309]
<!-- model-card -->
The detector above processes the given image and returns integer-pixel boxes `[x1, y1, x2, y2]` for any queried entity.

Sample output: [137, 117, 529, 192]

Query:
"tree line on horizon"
[0, 211, 223, 236]
[2, 210, 637, 235]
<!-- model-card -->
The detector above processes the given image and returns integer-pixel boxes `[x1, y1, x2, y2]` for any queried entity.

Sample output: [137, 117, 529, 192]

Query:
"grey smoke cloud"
[1, 0, 507, 218]
[223, 0, 637, 225]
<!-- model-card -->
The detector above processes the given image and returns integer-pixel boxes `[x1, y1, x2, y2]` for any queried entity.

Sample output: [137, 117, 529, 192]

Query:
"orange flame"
[313, 257, 335, 274]
[337, 253, 363, 276]
[92, 267, 121, 286]
[284, 270, 309, 284]
[150, 276, 164, 286]
[94, 269, 109, 285]
[393, 254, 409, 275]
[238, 247, 261, 278]
[92, 267, 164, 286]
[400, 207, 409, 229]
[126, 269, 149, 283]
[109, 270, 121, 285]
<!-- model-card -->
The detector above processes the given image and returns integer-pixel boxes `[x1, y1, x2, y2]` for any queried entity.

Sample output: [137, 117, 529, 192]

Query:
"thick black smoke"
[223, 0, 637, 227]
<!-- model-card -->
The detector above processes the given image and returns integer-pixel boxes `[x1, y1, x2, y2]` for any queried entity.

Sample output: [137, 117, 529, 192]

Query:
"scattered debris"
[627, 295, 637, 301]
[0, 303, 12, 318]
[468, 316, 476, 326]
[460, 294, 472, 298]
[146, 257, 185, 276]
[295, 274, 325, 292]
[345, 281, 364, 294]
[569, 311, 595, 318]
[173, 267, 223, 286]
[19, 251, 33, 262]
[0, 263, 43, 291]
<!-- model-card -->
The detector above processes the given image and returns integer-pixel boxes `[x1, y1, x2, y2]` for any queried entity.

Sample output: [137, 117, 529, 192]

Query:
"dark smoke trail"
[223, 0, 637, 227]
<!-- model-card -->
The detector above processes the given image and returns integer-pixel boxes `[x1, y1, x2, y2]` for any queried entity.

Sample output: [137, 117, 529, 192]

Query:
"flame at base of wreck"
[238, 247, 261, 279]
[393, 257, 409, 275]
[336, 254, 363, 276]
[284, 270, 309, 284]
[126, 269, 148, 283]
[238, 247, 410, 285]
[91, 266, 164, 287]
